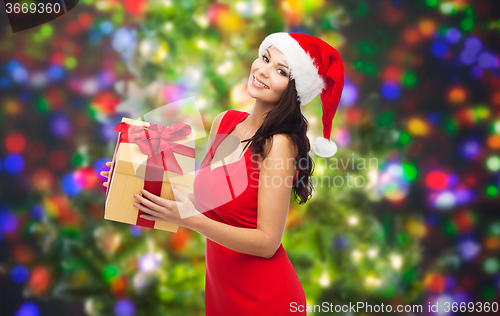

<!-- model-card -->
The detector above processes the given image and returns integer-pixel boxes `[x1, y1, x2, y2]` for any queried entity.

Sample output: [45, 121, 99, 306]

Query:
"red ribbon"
[110, 121, 195, 228]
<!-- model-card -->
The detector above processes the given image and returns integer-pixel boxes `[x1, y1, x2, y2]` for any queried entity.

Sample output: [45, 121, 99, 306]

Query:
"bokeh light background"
[1, 0, 500, 315]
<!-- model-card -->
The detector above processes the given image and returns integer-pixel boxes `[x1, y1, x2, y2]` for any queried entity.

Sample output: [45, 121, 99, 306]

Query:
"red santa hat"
[258, 32, 345, 157]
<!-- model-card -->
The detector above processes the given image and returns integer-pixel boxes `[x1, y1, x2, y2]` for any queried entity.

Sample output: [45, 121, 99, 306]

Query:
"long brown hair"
[241, 79, 315, 204]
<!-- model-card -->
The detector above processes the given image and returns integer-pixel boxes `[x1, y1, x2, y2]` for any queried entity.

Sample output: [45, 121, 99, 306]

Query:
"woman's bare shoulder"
[211, 110, 230, 132]
[264, 134, 298, 158]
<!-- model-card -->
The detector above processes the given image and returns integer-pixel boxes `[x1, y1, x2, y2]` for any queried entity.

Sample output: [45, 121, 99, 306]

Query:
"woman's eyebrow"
[266, 48, 289, 69]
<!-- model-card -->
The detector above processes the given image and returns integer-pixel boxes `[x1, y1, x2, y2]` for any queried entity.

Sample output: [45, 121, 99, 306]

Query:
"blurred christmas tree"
[3, 0, 500, 315]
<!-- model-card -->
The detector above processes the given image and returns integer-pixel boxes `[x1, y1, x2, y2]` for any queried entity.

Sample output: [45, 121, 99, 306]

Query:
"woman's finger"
[139, 214, 164, 221]
[140, 189, 174, 209]
[103, 182, 108, 187]
[134, 202, 164, 219]
[134, 194, 165, 214]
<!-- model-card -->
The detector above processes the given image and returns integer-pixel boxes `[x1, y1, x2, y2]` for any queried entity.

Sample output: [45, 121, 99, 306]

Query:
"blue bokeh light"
[427, 112, 440, 125]
[114, 298, 136, 316]
[470, 65, 484, 80]
[431, 40, 448, 59]
[11, 265, 30, 283]
[477, 52, 497, 69]
[461, 139, 480, 159]
[0, 77, 11, 89]
[94, 157, 111, 180]
[131, 225, 142, 237]
[112, 28, 137, 53]
[51, 113, 72, 138]
[100, 21, 114, 34]
[339, 79, 358, 107]
[464, 36, 482, 53]
[30, 205, 45, 220]
[445, 27, 461, 44]
[381, 82, 401, 100]
[47, 65, 64, 81]
[460, 50, 477, 65]
[425, 214, 438, 225]
[5, 154, 24, 174]
[15, 302, 39, 316]
[0, 210, 19, 233]
[62, 173, 82, 197]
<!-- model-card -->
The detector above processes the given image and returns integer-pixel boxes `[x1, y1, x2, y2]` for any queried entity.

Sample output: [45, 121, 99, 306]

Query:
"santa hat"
[258, 32, 345, 157]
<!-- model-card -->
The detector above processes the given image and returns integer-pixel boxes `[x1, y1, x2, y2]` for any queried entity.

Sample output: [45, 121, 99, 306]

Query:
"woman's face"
[247, 46, 290, 104]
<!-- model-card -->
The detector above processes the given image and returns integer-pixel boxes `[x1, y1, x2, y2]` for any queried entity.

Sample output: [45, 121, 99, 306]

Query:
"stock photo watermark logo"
[3, 0, 79, 33]
[248, 154, 379, 190]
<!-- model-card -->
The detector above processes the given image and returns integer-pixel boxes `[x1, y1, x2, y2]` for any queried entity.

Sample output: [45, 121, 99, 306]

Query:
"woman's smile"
[252, 75, 270, 89]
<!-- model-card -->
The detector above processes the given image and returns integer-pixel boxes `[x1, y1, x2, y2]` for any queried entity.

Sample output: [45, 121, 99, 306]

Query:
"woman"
[102, 32, 344, 315]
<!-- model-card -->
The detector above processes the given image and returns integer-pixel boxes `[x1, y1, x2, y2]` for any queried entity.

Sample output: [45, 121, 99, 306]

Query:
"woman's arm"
[134, 128, 297, 258]
[188, 134, 298, 259]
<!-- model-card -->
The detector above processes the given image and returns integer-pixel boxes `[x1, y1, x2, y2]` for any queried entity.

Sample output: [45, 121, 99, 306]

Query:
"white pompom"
[313, 137, 337, 157]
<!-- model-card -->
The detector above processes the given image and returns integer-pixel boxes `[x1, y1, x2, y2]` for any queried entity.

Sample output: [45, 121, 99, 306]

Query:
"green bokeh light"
[398, 132, 412, 146]
[40, 25, 53, 37]
[487, 222, 500, 236]
[72, 150, 90, 167]
[443, 221, 458, 237]
[396, 233, 409, 246]
[354, 60, 378, 75]
[474, 105, 489, 120]
[444, 119, 458, 135]
[402, 163, 418, 182]
[491, 120, 500, 134]
[103, 265, 120, 282]
[36, 97, 50, 113]
[65, 57, 78, 69]
[355, 41, 375, 55]
[440, 3, 455, 15]
[402, 72, 417, 87]
[402, 268, 416, 284]
[483, 258, 499, 274]
[377, 111, 394, 127]
[485, 185, 498, 197]
[424, 0, 438, 8]
[482, 287, 495, 300]
[460, 17, 475, 32]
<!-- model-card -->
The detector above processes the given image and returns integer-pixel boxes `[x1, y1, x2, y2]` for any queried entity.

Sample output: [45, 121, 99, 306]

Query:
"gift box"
[104, 117, 195, 232]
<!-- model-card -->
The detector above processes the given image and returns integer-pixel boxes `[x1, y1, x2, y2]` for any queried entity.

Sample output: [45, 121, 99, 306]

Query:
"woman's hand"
[100, 161, 113, 187]
[133, 185, 202, 230]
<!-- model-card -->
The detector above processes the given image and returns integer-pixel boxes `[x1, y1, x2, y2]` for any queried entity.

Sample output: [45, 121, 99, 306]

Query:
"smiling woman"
[187, 33, 345, 316]
[101, 32, 345, 316]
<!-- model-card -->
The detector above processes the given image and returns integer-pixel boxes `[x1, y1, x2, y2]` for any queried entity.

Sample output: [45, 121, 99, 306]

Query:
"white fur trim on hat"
[313, 137, 337, 157]
[258, 32, 325, 106]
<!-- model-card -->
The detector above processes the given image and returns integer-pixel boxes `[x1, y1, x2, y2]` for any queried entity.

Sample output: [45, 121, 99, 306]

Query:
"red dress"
[193, 110, 306, 316]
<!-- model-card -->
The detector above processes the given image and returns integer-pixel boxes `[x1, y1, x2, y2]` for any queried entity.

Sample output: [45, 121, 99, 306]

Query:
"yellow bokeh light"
[407, 118, 429, 136]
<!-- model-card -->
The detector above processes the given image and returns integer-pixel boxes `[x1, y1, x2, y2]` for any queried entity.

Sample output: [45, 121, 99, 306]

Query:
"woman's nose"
[257, 65, 270, 78]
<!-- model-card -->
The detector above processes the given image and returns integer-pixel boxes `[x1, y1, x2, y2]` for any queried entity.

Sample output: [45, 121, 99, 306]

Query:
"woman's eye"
[262, 55, 269, 62]
[278, 69, 287, 76]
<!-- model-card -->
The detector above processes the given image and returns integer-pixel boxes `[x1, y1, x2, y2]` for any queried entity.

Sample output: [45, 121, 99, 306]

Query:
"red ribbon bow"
[113, 122, 195, 175]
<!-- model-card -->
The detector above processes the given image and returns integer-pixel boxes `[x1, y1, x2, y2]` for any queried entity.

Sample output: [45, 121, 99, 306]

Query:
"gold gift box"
[104, 117, 195, 232]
